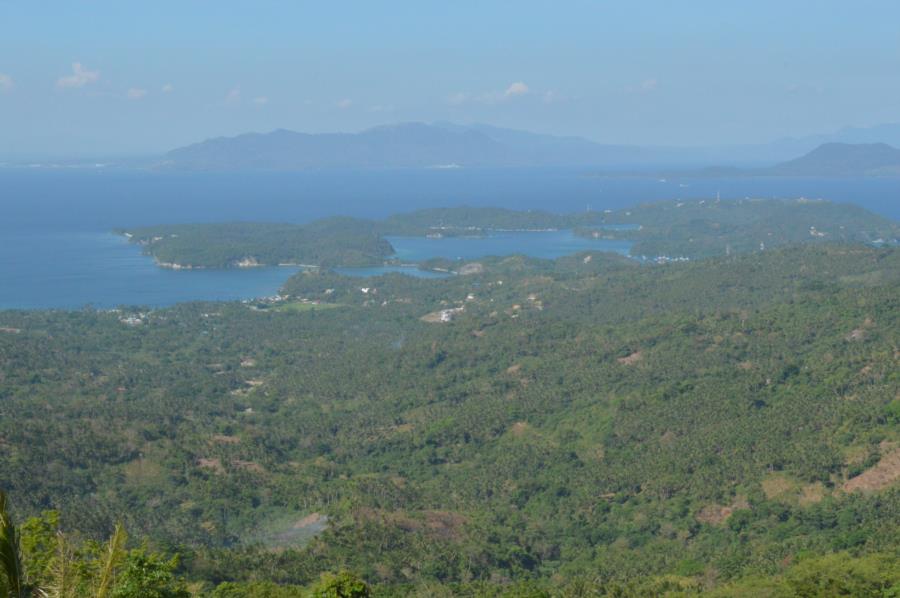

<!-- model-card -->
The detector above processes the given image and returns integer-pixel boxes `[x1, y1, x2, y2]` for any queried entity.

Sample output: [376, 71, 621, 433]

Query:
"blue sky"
[2, 1, 900, 157]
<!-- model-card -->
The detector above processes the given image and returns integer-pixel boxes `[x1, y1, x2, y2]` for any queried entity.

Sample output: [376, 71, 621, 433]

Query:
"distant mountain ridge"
[164, 123, 501, 170]
[693, 142, 900, 178]
[160, 122, 900, 173]
[773, 123, 900, 154]
[161, 122, 671, 171]
[766, 142, 900, 176]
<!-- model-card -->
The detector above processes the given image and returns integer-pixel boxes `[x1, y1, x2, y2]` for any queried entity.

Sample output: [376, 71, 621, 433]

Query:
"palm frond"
[0, 489, 25, 598]
[93, 523, 126, 598]
[44, 531, 75, 598]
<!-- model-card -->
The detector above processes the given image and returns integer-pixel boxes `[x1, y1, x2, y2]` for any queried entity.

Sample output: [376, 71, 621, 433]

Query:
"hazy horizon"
[8, 120, 900, 163]
[4, 1, 900, 158]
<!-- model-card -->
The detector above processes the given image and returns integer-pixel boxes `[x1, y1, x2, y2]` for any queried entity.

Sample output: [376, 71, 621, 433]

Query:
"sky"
[2, 0, 900, 157]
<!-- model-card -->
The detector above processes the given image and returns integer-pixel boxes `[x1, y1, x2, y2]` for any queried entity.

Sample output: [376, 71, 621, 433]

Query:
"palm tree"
[0, 490, 139, 598]
[0, 489, 27, 598]
[93, 525, 126, 598]
[43, 533, 76, 598]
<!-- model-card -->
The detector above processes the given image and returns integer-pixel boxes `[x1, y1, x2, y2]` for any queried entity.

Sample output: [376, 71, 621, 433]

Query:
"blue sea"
[386, 231, 633, 262]
[335, 231, 632, 279]
[334, 265, 454, 279]
[1, 168, 898, 309]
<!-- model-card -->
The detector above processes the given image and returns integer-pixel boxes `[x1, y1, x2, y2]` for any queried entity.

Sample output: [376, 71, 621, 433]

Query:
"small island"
[119, 200, 899, 271]
[117, 218, 394, 269]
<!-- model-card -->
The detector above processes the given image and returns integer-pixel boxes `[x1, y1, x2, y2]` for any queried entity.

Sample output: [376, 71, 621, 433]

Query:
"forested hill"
[766, 142, 900, 176]
[577, 197, 900, 259]
[119, 199, 899, 269]
[118, 219, 394, 269]
[1, 244, 898, 595]
[683, 142, 900, 179]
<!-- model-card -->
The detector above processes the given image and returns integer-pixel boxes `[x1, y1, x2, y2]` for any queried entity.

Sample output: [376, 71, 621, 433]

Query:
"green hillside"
[1, 243, 898, 595]
[578, 198, 899, 259]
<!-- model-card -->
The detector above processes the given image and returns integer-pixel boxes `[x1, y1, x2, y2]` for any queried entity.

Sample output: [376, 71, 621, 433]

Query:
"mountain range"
[161, 122, 665, 171]
[159, 122, 900, 175]
[764, 142, 900, 176]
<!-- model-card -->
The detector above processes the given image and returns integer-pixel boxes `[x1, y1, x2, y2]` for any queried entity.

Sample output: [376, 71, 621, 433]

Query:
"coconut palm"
[0, 489, 27, 598]
[0, 490, 159, 598]
[0, 491, 129, 598]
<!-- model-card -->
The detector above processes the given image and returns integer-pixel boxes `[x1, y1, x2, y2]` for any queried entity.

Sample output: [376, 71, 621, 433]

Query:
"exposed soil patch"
[845, 318, 874, 342]
[212, 434, 240, 444]
[424, 510, 468, 540]
[696, 504, 734, 526]
[509, 421, 529, 436]
[843, 447, 900, 493]
[265, 513, 329, 548]
[761, 474, 797, 500]
[231, 459, 265, 473]
[230, 378, 265, 396]
[845, 328, 866, 341]
[296, 512, 327, 528]
[617, 351, 643, 365]
[197, 457, 224, 474]
[799, 483, 825, 505]
[355, 508, 468, 541]
[696, 496, 749, 526]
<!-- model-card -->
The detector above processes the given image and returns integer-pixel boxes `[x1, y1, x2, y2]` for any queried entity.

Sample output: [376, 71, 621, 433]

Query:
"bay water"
[1, 168, 898, 309]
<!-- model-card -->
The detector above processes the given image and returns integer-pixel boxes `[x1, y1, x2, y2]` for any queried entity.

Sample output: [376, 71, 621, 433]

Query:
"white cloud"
[57, 62, 100, 89]
[447, 92, 470, 105]
[336, 98, 353, 109]
[449, 81, 532, 105]
[127, 87, 147, 100]
[252, 96, 269, 106]
[505, 81, 529, 97]
[225, 87, 241, 104]
[161, 83, 174, 93]
[0, 74, 13, 92]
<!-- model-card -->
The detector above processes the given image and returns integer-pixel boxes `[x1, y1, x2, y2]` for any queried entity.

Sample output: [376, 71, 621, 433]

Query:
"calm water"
[334, 265, 453, 279]
[0, 231, 299, 309]
[333, 230, 631, 278]
[1, 169, 898, 309]
[386, 230, 632, 262]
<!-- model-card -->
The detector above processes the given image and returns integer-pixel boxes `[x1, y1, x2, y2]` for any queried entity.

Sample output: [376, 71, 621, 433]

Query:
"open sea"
[1, 168, 898, 309]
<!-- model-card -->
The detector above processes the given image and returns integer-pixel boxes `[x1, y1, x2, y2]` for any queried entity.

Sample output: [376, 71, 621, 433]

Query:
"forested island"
[120, 199, 899, 270]
[576, 198, 900, 259]
[118, 218, 394, 269]
[2, 208, 900, 594]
